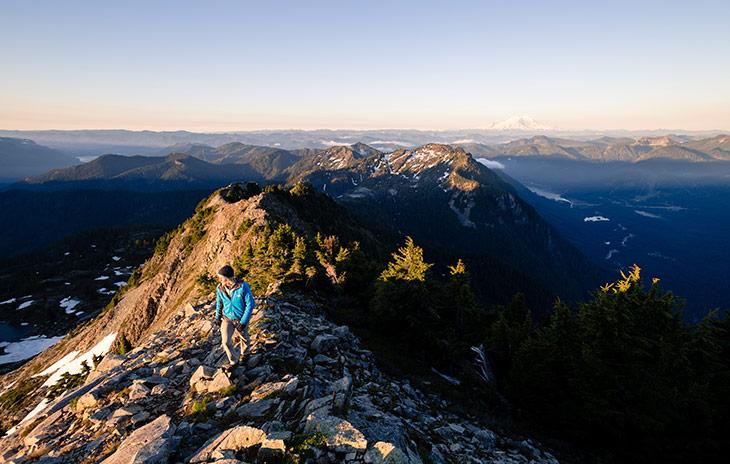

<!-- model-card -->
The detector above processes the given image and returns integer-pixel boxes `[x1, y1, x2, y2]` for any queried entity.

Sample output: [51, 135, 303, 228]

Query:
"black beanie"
[217, 265, 234, 279]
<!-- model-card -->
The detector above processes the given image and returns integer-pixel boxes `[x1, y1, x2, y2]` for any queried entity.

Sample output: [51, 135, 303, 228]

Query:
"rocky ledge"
[0, 294, 557, 463]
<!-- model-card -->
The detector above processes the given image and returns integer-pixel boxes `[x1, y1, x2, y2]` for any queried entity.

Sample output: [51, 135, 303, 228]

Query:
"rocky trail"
[0, 291, 557, 463]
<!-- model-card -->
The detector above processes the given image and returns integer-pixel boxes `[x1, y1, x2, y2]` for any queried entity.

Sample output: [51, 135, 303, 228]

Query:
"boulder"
[236, 398, 278, 419]
[207, 370, 233, 393]
[127, 382, 151, 401]
[250, 377, 298, 401]
[100, 414, 176, 464]
[75, 392, 100, 413]
[364, 442, 409, 464]
[303, 414, 367, 454]
[257, 438, 286, 462]
[331, 375, 353, 414]
[310, 334, 338, 354]
[188, 425, 266, 463]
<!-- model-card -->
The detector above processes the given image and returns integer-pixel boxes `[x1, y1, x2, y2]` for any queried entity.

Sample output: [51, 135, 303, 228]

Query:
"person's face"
[219, 275, 234, 288]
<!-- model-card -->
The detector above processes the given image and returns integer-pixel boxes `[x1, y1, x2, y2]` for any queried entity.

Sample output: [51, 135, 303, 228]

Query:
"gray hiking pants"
[220, 317, 250, 364]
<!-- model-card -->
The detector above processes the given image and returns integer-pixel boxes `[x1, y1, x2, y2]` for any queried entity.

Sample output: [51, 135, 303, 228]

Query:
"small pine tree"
[379, 236, 432, 282]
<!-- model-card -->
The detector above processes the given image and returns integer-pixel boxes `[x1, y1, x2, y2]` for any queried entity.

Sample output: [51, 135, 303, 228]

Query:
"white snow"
[606, 249, 619, 260]
[634, 210, 662, 219]
[0, 298, 16, 305]
[489, 115, 553, 131]
[20, 322, 29, 326]
[59, 297, 81, 314]
[477, 158, 506, 170]
[17, 300, 34, 310]
[0, 335, 64, 365]
[112, 256, 121, 261]
[6, 398, 49, 435]
[97, 288, 115, 295]
[452, 139, 478, 144]
[34, 332, 117, 388]
[584, 216, 610, 222]
[114, 281, 127, 288]
[64, 252, 70, 256]
[94, 275, 110, 281]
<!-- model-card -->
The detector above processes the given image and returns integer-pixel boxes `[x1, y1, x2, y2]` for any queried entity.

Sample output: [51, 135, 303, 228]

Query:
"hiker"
[215, 264, 255, 370]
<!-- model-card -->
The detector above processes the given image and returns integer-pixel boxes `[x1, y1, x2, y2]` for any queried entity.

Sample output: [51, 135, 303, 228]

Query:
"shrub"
[0, 377, 43, 413]
[195, 272, 218, 296]
[114, 333, 132, 356]
[219, 182, 262, 203]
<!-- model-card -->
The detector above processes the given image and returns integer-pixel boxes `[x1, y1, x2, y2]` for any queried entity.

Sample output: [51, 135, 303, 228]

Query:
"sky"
[1, 0, 729, 131]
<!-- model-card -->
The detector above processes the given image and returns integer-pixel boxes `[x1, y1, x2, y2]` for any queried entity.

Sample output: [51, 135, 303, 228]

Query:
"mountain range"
[10, 141, 602, 307]
[461, 134, 730, 162]
[0, 137, 77, 182]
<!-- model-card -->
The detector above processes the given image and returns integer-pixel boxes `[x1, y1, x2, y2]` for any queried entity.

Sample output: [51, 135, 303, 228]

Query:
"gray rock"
[188, 425, 266, 463]
[75, 391, 100, 413]
[257, 438, 286, 462]
[250, 377, 298, 401]
[303, 414, 367, 454]
[364, 442, 409, 464]
[236, 398, 278, 418]
[127, 382, 151, 401]
[331, 375, 353, 414]
[310, 334, 338, 353]
[100, 415, 176, 464]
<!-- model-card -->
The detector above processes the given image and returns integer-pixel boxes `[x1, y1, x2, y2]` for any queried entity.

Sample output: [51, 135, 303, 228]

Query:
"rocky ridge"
[0, 292, 557, 463]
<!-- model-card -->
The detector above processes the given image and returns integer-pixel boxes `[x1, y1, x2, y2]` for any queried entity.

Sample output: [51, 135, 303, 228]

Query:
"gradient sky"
[1, 0, 729, 131]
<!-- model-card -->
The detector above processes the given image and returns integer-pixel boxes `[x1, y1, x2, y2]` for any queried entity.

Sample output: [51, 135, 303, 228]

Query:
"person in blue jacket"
[215, 264, 255, 369]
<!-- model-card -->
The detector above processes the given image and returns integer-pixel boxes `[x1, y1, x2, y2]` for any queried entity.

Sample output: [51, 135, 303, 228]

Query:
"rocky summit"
[0, 185, 560, 463]
[0, 293, 557, 464]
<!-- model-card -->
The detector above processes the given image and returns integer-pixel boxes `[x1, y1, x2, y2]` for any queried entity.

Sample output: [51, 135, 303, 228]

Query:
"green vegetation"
[219, 182, 261, 203]
[291, 432, 327, 458]
[195, 272, 218, 296]
[114, 333, 132, 356]
[189, 396, 212, 422]
[154, 229, 176, 256]
[182, 205, 215, 253]
[232, 220, 368, 296]
[47, 361, 91, 399]
[487, 265, 730, 462]
[218, 385, 238, 397]
[0, 377, 43, 413]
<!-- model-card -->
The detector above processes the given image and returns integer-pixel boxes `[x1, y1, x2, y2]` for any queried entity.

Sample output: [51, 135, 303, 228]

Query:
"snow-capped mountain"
[489, 116, 553, 132]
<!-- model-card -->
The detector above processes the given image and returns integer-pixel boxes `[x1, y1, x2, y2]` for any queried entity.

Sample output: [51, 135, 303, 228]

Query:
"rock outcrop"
[0, 187, 559, 463]
[0, 294, 558, 463]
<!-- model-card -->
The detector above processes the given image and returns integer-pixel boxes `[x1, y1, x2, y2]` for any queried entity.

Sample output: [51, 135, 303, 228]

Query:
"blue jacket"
[215, 280, 255, 326]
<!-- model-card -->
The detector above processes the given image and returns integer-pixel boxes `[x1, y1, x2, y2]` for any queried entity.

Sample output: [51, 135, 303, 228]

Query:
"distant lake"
[0, 322, 29, 343]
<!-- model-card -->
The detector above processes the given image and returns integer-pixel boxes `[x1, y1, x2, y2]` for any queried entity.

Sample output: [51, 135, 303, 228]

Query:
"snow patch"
[6, 398, 49, 435]
[59, 297, 81, 314]
[94, 275, 110, 281]
[112, 256, 121, 261]
[17, 300, 34, 310]
[0, 335, 64, 365]
[0, 298, 16, 305]
[606, 249, 619, 260]
[34, 332, 117, 388]
[584, 216, 610, 222]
